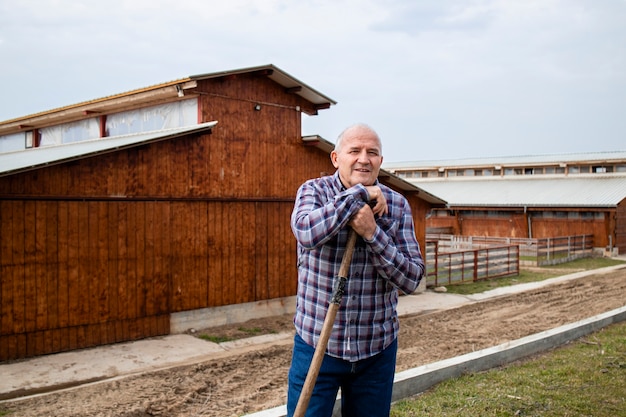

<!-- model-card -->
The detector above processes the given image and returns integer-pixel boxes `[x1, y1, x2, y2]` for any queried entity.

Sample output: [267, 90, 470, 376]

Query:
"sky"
[0, 0, 625, 163]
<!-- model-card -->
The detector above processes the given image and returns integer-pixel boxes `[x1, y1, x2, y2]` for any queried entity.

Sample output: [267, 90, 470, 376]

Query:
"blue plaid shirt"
[291, 172, 425, 361]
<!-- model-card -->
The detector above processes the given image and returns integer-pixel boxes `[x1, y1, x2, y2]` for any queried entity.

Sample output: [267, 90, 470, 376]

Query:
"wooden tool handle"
[293, 229, 357, 417]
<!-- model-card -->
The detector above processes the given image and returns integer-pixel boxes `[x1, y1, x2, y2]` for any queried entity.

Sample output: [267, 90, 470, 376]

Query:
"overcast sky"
[1, 0, 625, 163]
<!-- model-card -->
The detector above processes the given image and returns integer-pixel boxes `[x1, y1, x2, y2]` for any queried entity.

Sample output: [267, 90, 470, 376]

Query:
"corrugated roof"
[383, 150, 626, 170]
[0, 122, 217, 178]
[302, 135, 447, 205]
[408, 175, 626, 208]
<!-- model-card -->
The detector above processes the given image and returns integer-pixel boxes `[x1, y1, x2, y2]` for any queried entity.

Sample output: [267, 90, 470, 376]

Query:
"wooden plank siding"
[616, 198, 626, 254]
[0, 71, 432, 361]
[0, 197, 299, 360]
[427, 209, 614, 248]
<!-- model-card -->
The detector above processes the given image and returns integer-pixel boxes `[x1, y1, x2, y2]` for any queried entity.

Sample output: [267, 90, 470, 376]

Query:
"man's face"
[331, 127, 383, 188]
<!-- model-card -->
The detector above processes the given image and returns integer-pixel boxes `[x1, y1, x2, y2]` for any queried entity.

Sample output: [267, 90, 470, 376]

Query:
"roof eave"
[0, 121, 217, 178]
[191, 64, 336, 107]
[0, 79, 197, 137]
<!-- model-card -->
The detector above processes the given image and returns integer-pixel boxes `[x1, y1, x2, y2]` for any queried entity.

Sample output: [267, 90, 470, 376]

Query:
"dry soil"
[2, 269, 626, 417]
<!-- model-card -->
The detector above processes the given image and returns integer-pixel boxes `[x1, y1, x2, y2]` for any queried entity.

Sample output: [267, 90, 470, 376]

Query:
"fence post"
[547, 238, 551, 261]
[473, 251, 478, 282]
[568, 236, 571, 258]
[581, 235, 587, 256]
[434, 241, 439, 286]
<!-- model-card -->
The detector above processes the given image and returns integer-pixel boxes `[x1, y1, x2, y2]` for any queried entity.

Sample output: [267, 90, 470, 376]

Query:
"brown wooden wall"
[615, 199, 626, 253]
[0, 72, 433, 361]
[530, 218, 611, 247]
[0, 198, 296, 360]
[426, 209, 613, 248]
[0, 199, 171, 360]
[405, 194, 428, 252]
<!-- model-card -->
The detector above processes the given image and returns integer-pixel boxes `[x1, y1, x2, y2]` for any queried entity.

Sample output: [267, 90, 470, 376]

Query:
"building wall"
[615, 198, 626, 254]
[0, 72, 432, 361]
[426, 208, 613, 248]
[530, 217, 611, 246]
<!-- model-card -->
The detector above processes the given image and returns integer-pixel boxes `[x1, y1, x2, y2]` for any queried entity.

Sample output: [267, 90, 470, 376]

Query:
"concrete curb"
[243, 305, 626, 417]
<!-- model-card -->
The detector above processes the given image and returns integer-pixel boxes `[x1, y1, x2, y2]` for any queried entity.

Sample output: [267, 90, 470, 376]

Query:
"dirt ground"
[3, 269, 626, 417]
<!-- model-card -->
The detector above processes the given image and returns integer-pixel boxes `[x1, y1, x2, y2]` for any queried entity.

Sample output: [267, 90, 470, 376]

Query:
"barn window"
[106, 99, 198, 136]
[0, 132, 26, 152]
[504, 168, 522, 175]
[593, 165, 613, 173]
[433, 209, 452, 217]
[39, 118, 101, 146]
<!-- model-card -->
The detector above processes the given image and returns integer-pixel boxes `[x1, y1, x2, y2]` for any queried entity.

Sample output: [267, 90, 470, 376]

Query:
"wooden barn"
[385, 152, 626, 254]
[0, 64, 445, 361]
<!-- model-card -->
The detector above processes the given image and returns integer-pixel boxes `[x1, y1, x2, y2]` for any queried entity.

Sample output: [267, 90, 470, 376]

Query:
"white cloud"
[0, 0, 625, 161]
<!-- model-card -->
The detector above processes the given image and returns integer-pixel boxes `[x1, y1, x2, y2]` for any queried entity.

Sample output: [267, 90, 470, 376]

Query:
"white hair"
[334, 123, 382, 153]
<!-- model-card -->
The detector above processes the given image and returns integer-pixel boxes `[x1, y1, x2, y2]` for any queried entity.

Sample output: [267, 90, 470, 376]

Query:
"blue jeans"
[287, 334, 397, 417]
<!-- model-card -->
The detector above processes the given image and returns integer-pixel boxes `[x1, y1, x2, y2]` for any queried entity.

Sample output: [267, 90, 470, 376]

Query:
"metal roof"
[0, 122, 217, 178]
[0, 80, 195, 135]
[407, 175, 626, 208]
[302, 135, 447, 205]
[383, 150, 626, 170]
[191, 64, 337, 109]
[0, 64, 334, 136]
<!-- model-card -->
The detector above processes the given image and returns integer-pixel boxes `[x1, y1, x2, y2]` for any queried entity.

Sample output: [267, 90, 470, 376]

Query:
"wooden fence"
[426, 234, 594, 266]
[425, 241, 519, 287]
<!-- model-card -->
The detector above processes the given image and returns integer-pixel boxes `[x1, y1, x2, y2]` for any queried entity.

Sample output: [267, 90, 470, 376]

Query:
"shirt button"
[352, 296, 357, 301]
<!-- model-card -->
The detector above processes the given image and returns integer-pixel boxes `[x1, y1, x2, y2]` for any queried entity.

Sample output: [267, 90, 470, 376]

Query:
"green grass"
[197, 334, 232, 343]
[237, 326, 265, 335]
[443, 257, 626, 295]
[392, 256, 626, 416]
[197, 326, 269, 344]
[391, 321, 626, 416]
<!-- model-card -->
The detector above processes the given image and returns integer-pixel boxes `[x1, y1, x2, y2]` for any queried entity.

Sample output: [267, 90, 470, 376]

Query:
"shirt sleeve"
[364, 195, 425, 294]
[291, 179, 369, 249]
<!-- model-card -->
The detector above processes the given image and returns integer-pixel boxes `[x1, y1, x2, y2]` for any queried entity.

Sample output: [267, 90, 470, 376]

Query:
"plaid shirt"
[291, 172, 425, 361]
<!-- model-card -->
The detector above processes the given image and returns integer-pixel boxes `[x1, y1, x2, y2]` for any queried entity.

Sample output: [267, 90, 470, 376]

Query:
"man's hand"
[349, 204, 377, 241]
[364, 186, 388, 217]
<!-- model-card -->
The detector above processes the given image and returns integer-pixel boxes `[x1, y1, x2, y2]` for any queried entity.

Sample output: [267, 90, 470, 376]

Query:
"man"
[287, 123, 425, 416]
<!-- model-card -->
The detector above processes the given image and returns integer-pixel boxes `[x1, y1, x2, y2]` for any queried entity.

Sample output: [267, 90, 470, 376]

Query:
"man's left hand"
[349, 204, 377, 241]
